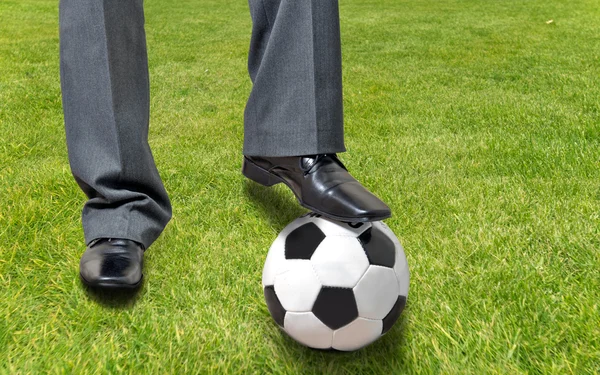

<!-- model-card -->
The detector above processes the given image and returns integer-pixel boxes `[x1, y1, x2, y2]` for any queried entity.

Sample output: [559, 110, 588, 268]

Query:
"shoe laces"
[301, 153, 347, 176]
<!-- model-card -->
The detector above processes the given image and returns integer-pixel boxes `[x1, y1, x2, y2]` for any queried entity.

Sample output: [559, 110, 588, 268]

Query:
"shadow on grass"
[243, 179, 306, 231]
[81, 279, 145, 309]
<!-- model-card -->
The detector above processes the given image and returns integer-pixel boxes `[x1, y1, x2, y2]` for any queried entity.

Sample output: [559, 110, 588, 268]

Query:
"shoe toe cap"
[80, 240, 143, 287]
[321, 181, 391, 220]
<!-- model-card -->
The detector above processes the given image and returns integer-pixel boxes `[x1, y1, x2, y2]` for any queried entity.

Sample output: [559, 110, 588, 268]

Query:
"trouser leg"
[59, 0, 171, 250]
[244, 0, 346, 157]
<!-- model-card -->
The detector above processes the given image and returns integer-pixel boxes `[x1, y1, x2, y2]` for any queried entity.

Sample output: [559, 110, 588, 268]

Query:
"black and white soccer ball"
[262, 213, 409, 351]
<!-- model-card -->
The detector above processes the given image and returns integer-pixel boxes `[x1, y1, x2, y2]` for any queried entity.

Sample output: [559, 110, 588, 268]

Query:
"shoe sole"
[242, 157, 391, 223]
[80, 273, 143, 289]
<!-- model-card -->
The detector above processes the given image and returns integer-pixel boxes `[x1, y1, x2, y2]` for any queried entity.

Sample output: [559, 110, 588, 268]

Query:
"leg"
[59, 0, 171, 250]
[244, 0, 346, 157]
[243, 0, 391, 222]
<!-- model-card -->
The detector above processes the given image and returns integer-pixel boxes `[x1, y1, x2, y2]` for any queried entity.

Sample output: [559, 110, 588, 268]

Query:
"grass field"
[1, 0, 599, 373]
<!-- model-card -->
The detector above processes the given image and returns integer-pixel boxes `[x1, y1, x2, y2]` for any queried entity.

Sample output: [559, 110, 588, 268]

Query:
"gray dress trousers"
[59, 0, 346, 250]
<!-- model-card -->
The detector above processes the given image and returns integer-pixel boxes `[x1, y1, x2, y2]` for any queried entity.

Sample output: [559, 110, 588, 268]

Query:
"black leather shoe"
[79, 238, 144, 289]
[242, 154, 391, 222]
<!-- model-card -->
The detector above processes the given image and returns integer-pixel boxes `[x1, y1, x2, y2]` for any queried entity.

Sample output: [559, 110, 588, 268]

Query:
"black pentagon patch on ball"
[358, 227, 396, 268]
[382, 295, 407, 334]
[285, 222, 326, 260]
[264, 285, 286, 327]
[312, 287, 359, 330]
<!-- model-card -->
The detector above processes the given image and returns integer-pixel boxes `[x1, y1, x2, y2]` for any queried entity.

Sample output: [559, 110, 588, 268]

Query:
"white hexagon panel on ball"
[353, 265, 400, 320]
[273, 260, 322, 312]
[284, 312, 333, 349]
[310, 236, 370, 288]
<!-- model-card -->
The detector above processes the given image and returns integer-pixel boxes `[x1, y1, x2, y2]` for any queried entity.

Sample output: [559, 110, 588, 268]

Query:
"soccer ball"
[262, 212, 409, 351]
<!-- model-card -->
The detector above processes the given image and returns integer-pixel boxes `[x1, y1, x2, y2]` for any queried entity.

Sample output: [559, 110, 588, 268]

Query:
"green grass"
[1, 0, 599, 373]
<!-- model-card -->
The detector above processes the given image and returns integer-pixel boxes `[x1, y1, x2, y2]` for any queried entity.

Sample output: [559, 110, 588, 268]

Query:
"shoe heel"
[242, 158, 281, 187]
